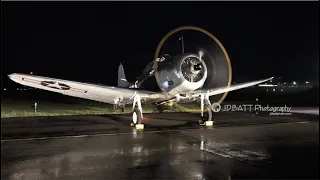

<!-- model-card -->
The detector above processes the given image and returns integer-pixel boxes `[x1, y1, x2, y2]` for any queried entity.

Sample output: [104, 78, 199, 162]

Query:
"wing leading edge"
[191, 77, 274, 97]
[8, 73, 167, 104]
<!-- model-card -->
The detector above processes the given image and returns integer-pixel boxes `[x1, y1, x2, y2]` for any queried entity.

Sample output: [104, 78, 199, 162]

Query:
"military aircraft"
[8, 52, 273, 128]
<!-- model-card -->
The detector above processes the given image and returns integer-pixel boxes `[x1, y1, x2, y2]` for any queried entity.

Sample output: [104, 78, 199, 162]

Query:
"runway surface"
[1, 111, 319, 179]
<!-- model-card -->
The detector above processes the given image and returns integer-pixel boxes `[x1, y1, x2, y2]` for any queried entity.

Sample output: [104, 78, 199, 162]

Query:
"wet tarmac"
[1, 112, 319, 179]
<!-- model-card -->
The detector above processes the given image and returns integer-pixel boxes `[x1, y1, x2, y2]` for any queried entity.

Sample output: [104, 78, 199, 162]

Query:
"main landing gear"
[199, 93, 214, 127]
[130, 92, 214, 129]
[130, 94, 144, 130]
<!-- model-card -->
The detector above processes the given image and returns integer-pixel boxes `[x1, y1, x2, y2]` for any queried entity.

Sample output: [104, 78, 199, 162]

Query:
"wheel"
[153, 104, 165, 113]
[132, 108, 142, 125]
[200, 107, 212, 122]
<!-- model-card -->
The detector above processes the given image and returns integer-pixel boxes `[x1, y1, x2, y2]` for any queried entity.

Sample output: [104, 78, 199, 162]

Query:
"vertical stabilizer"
[118, 63, 131, 87]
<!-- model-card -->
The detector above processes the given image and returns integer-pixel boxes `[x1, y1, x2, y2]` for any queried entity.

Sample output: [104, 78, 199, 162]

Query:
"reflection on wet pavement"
[1, 112, 319, 179]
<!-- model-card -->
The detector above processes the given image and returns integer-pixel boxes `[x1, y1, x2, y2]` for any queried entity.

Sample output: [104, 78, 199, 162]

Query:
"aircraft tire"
[200, 107, 212, 122]
[132, 108, 142, 125]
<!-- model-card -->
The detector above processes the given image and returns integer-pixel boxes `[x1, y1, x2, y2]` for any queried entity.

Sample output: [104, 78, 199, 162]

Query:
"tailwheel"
[153, 104, 165, 113]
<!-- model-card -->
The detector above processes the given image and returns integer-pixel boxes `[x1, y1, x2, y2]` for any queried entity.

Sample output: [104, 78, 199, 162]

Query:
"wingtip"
[8, 73, 15, 79]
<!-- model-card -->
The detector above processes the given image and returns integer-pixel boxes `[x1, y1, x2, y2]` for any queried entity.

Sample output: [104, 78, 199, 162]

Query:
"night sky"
[2, 2, 319, 88]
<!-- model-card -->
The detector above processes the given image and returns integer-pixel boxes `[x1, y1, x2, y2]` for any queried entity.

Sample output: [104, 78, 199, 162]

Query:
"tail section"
[118, 63, 131, 88]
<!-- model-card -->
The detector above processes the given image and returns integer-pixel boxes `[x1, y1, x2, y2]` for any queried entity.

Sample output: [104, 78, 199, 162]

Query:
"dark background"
[2, 2, 319, 88]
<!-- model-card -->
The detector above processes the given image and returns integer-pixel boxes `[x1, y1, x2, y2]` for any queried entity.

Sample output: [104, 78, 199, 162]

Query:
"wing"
[8, 73, 167, 104]
[148, 77, 274, 105]
[190, 77, 274, 97]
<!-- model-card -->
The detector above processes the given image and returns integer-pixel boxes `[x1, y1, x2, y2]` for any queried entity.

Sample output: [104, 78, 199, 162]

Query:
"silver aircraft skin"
[8, 53, 273, 125]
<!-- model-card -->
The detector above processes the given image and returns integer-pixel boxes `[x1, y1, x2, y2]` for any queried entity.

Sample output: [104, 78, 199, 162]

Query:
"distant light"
[30, 72, 33, 75]
[17, 88, 19, 91]
[267, 89, 268, 92]
[4, 88, 6, 91]
[293, 81, 297, 85]
[284, 82, 286, 85]
[306, 81, 310, 84]
[273, 88, 276, 92]
[281, 89, 283, 91]
[256, 98, 258, 101]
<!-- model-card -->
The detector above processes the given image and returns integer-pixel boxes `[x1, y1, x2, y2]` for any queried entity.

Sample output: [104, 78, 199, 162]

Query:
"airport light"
[34, 102, 37, 113]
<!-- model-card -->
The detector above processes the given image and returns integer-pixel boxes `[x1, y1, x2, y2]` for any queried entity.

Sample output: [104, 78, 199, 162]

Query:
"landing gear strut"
[131, 94, 144, 130]
[199, 93, 214, 126]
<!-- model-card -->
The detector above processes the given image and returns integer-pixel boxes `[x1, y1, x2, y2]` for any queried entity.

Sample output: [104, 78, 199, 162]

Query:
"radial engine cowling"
[155, 53, 208, 96]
